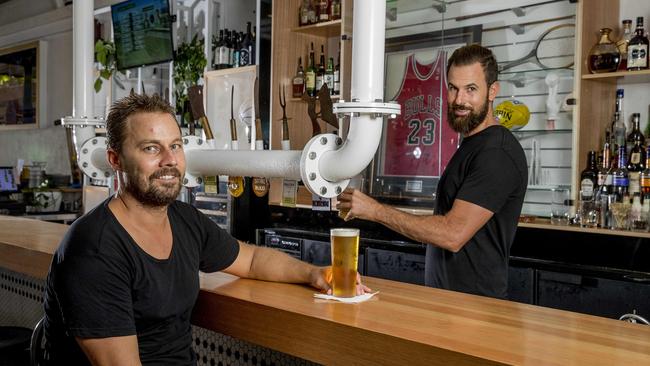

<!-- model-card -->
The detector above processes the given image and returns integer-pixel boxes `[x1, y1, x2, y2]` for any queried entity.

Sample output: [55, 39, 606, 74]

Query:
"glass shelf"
[290, 95, 340, 102]
[512, 129, 572, 138]
[499, 68, 574, 88]
[292, 20, 342, 38]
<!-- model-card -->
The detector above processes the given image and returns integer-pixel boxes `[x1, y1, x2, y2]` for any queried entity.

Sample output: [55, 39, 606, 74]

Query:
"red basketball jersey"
[383, 51, 459, 177]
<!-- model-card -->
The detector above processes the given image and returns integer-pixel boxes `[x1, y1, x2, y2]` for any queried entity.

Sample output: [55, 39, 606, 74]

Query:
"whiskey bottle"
[617, 19, 633, 71]
[627, 16, 649, 71]
[292, 57, 305, 98]
[331, 0, 341, 20]
[580, 151, 599, 200]
[319, 0, 330, 22]
[640, 145, 650, 199]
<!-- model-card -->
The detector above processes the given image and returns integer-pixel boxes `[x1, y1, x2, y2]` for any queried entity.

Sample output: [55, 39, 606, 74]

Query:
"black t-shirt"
[43, 199, 240, 365]
[425, 125, 527, 299]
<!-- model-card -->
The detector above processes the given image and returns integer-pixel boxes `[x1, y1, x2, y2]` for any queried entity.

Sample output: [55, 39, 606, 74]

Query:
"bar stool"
[0, 325, 32, 365]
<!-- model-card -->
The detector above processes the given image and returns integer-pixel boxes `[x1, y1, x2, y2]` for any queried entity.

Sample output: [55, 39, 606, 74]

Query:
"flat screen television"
[111, 0, 174, 71]
[0, 167, 18, 193]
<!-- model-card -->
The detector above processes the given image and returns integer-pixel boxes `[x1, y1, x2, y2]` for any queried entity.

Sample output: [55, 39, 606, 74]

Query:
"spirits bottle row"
[211, 22, 255, 70]
[292, 42, 340, 98]
[588, 16, 649, 73]
[298, 0, 341, 26]
[578, 88, 650, 231]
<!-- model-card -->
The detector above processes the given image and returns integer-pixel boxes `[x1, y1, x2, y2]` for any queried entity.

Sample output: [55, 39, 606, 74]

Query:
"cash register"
[0, 167, 25, 215]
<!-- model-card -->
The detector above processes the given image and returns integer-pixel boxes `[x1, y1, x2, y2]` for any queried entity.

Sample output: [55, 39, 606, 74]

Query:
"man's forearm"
[248, 246, 315, 283]
[371, 204, 460, 251]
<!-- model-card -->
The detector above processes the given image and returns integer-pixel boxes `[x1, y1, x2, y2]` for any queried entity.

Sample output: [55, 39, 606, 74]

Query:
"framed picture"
[368, 25, 482, 208]
[0, 41, 42, 130]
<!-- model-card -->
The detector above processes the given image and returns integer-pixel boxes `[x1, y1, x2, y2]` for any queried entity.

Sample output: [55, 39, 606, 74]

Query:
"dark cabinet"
[507, 266, 534, 304]
[537, 270, 650, 319]
[365, 248, 425, 285]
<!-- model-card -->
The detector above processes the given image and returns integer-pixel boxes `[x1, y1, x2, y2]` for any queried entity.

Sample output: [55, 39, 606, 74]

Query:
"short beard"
[124, 167, 182, 208]
[447, 95, 490, 135]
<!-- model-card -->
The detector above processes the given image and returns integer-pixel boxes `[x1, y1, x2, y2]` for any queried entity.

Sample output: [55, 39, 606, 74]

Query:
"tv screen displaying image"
[111, 0, 174, 70]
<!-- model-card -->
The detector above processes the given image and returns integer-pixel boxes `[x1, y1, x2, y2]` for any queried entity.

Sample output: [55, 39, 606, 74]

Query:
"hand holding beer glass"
[330, 228, 360, 297]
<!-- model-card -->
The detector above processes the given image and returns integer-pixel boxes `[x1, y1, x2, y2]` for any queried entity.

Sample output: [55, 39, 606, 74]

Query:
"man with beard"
[43, 93, 369, 365]
[337, 44, 527, 299]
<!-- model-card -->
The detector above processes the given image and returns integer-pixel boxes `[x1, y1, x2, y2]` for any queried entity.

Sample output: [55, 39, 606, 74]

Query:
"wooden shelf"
[581, 69, 650, 84]
[519, 219, 650, 239]
[291, 20, 342, 38]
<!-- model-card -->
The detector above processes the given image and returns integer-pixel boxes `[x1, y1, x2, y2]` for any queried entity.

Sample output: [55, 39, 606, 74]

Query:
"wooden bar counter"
[2, 215, 650, 365]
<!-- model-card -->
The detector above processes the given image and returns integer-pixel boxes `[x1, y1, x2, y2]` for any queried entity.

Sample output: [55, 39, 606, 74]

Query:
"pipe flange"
[300, 133, 350, 198]
[58, 116, 106, 128]
[333, 101, 401, 118]
[182, 135, 210, 187]
[78, 136, 111, 180]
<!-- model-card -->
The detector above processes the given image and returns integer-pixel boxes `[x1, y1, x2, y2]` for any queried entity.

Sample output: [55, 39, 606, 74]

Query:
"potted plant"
[173, 34, 207, 124]
[94, 39, 118, 93]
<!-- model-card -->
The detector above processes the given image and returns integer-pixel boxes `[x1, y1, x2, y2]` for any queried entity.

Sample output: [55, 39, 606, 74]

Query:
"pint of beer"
[330, 228, 360, 297]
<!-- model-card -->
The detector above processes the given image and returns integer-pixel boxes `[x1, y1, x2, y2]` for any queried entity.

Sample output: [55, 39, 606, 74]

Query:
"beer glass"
[330, 228, 359, 297]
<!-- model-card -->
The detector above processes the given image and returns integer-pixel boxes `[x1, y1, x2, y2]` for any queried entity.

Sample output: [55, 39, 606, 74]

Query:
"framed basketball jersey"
[370, 25, 482, 206]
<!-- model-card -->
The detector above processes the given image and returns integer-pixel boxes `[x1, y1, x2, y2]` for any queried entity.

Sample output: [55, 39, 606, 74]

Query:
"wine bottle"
[239, 22, 254, 67]
[627, 16, 649, 70]
[306, 43, 317, 97]
[316, 45, 326, 92]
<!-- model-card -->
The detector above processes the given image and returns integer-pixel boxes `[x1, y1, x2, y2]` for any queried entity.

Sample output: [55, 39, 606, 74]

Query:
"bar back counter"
[1, 215, 650, 365]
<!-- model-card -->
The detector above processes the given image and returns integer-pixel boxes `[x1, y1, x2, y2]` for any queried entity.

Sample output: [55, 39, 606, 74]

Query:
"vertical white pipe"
[350, 0, 385, 103]
[73, 0, 94, 119]
[319, 0, 386, 182]
[72, 0, 96, 149]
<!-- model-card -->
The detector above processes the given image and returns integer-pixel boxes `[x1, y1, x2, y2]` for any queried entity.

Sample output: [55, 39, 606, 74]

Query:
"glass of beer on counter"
[330, 228, 359, 297]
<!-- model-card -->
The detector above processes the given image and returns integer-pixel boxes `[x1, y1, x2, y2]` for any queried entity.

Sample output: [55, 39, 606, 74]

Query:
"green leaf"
[94, 78, 102, 93]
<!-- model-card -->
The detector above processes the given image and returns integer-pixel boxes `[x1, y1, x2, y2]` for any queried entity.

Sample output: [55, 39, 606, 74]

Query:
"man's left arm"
[222, 241, 371, 295]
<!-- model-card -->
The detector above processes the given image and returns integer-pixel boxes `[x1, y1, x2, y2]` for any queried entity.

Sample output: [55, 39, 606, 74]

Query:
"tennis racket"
[499, 23, 575, 71]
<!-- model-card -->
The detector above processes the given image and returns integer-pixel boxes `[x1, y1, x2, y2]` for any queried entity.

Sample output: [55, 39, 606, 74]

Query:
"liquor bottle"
[617, 19, 633, 71]
[627, 143, 645, 197]
[595, 146, 612, 227]
[615, 88, 625, 126]
[630, 193, 646, 230]
[333, 49, 340, 95]
[612, 145, 629, 201]
[316, 45, 326, 92]
[626, 112, 645, 152]
[331, 0, 341, 20]
[299, 0, 309, 26]
[305, 43, 317, 97]
[216, 29, 229, 69]
[319, 0, 330, 22]
[292, 57, 305, 98]
[211, 30, 221, 70]
[225, 30, 233, 68]
[307, 0, 318, 24]
[640, 145, 650, 200]
[232, 32, 240, 68]
[325, 57, 334, 95]
[580, 151, 599, 201]
[239, 22, 254, 67]
[613, 111, 626, 153]
[627, 16, 649, 70]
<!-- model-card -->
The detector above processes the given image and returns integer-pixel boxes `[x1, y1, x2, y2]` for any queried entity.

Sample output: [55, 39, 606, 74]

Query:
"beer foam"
[330, 228, 359, 237]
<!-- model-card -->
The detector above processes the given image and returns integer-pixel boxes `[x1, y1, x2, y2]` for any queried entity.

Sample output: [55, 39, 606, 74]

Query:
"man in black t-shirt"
[43, 93, 370, 365]
[338, 44, 527, 299]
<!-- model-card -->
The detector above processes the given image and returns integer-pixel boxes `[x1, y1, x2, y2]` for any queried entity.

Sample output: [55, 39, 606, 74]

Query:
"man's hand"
[309, 266, 372, 296]
[336, 188, 382, 222]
